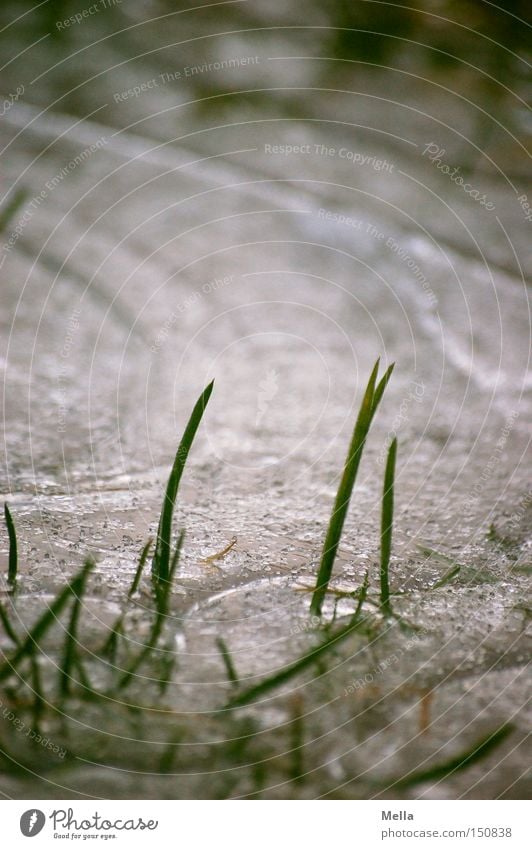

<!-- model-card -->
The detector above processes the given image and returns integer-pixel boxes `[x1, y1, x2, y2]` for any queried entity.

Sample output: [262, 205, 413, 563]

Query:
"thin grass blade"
[119, 530, 185, 690]
[310, 360, 393, 616]
[227, 575, 369, 710]
[59, 558, 94, 697]
[152, 381, 214, 582]
[432, 565, 461, 589]
[128, 539, 152, 598]
[0, 189, 27, 235]
[101, 540, 154, 660]
[4, 503, 18, 585]
[380, 437, 397, 614]
[100, 620, 123, 662]
[216, 637, 239, 687]
[371, 363, 395, 417]
[0, 603, 20, 645]
[388, 724, 514, 791]
[30, 655, 45, 731]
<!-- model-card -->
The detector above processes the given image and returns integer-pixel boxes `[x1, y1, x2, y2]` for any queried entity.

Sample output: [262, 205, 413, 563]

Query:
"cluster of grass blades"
[310, 358, 394, 616]
[0, 557, 95, 714]
[118, 530, 185, 690]
[0, 372, 515, 795]
[0, 382, 215, 705]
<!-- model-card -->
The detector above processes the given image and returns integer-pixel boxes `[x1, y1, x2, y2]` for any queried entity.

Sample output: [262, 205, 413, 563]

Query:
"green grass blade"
[74, 655, 93, 692]
[0, 189, 27, 235]
[216, 637, 239, 686]
[155, 530, 185, 610]
[157, 652, 177, 696]
[388, 724, 514, 791]
[419, 546, 463, 568]
[128, 538, 152, 598]
[380, 437, 397, 614]
[0, 563, 92, 683]
[100, 619, 123, 662]
[371, 363, 395, 417]
[227, 574, 369, 710]
[152, 381, 214, 582]
[431, 565, 461, 589]
[30, 654, 45, 731]
[119, 530, 185, 690]
[4, 503, 18, 585]
[310, 360, 393, 616]
[0, 603, 20, 645]
[59, 558, 94, 697]
[100, 540, 154, 659]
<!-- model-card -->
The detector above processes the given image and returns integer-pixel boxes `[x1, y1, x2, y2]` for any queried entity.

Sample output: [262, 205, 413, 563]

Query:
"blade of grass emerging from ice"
[100, 540, 153, 660]
[152, 381, 214, 582]
[119, 530, 185, 690]
[216, 637, 239, 687]
[386, 724, 514, 791]
[310, 361, 394, 616]
[129, 539, 152, 598]
[59, 558, 94, 697]
[4, 503, 18, 586]
[419, 546, 493, 588]
[227, 572, 369, 710]
[380, 437, 397, 615]
[0, 563, 93, 683]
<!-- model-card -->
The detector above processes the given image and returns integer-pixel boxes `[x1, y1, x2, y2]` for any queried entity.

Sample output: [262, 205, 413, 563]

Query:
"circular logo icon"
[20, 810, 46, 837]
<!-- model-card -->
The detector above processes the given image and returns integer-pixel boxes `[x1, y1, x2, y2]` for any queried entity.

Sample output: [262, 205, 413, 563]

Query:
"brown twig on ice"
[201, 536, 237, 564]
